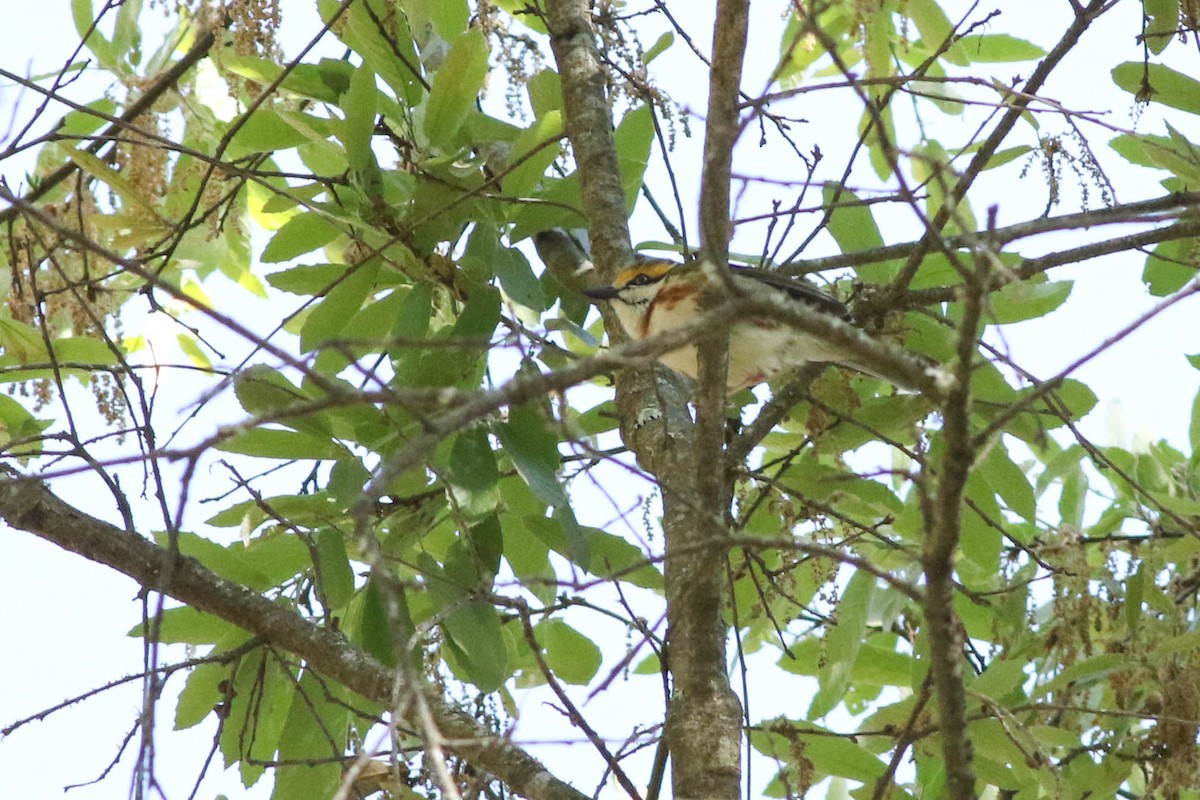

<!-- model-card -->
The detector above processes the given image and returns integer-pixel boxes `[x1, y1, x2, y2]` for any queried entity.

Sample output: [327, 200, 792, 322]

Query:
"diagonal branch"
[0, 471, 588, 800]
[783, 191, 1200, 280]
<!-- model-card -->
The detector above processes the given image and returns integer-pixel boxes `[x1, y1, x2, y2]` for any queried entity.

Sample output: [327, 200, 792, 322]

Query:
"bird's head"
[583, 260, 683, 339]
[582, 260, 677, 308]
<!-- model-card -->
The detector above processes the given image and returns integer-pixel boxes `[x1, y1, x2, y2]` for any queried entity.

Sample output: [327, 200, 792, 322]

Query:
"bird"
[582, 258, 875, 392]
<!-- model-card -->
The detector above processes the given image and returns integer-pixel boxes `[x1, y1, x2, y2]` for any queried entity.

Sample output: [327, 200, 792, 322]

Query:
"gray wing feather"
[729, 265, 850, 320]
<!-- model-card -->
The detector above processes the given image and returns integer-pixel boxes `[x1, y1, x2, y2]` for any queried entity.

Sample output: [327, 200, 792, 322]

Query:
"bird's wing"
[729, 266, 850, 320]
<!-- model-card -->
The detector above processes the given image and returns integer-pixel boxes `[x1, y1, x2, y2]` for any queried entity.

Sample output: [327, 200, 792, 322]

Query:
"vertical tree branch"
[543, 0, 694, 473]
[543, 0, 635, 276]
[921, 244, 986, 799]
[663, 2, 750, 799]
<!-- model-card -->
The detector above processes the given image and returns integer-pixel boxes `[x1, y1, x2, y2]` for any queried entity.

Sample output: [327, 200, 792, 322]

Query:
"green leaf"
[960, 470, 1003, 575]
[970, 721, 1032, 791]
[233, 365, 330, 436]
[508, 172, 586, 240]
[861, 98, 897, 181]
[1049, 378, 1098, 420]
[267, 263, 346, 296]
[389, 284, 434, 384]
[219, 648, 294, 787]
[822, 183, 891, 281]
[424, 28, 489, 150]
[527, 69, 563, 117]
[112, 0, 143, 65]
[1192, 384, 1200, 453]
[907, 0, 967, 65]
[51, 336, 120, 366]
[341, 0, 424, 106]
[448, 427, 501, 495]
[1134, 122, 1200, 183]
[462, 226, 546, 310]
[231, 110, 332, 153]
[1112, 62, 1200, 114]
[752, 722, 886, 783]
[507, 464, 584, 574]
[1036, 444, 1085, 496]
[174, 631, 256, 730]
[215, 428, 346, 460]
[0, 317, 47, 364]
[1110, 132, 1168, 169]
[274, 669, 350, 798]
[914, 139, 975, 234]
[520, 515, 661, 590]
[614, 105, 654, 212]
[643, 31, 675, 64]
[986, 279, 1072, 324]
[501, 111, 564, 199]
[536, 619, 602, 685]
[300, 260, 381, 352]
[416, 285, 500, 386]
[175, 333, 212, 370]
[496, 404, 566, 507]
[809, 570, 874, 719]
[982, 145, 1033, 170]
[490, 0, 548, 33]
[957, 34, 1046, 63]
[500, 513, 557, 603]
[205, 492, 339, 530]
[1031, 653, 1126, 700]
[59, 98, 117, 138]
[1143, 0, 1180, 55]
[261, 212, 341, 263]
[979, 444, 1036, 521]
[1143, 238, 1198, 296]
[1151, 491, 1200, 516]
[432, 0, 469, 39]
[579, 523, 661, 589]
[1126, 562, 1145, 634]
[130, 606, 238, 644]
[0, 394, 50, 454]
[175, 660, 229, 731]
[314, 528, 356, 609]
[421, 554, 509, 691]
[340, 66, 378, 172]
[72, 0, 115, 68]
[968, 657, 1028, 702]
[779, 636, 913, 688]
[344, 578, 411, 669]
[149, 531, 272, 591]
[493, 245, 546, 311]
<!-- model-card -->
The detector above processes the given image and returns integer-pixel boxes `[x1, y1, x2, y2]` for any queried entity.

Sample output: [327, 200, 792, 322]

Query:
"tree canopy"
[3, 1, 1200, 799]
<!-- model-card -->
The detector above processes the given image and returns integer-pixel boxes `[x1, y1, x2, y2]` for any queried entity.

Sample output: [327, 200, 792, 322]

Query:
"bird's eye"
[628, 272, 655, 286]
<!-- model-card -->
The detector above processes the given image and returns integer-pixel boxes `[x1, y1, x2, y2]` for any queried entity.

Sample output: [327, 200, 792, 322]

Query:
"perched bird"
[583, 258, 874, 392]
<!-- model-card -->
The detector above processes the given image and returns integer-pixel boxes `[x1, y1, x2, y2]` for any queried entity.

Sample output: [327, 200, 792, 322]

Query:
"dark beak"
[582, 286, 620, 301]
